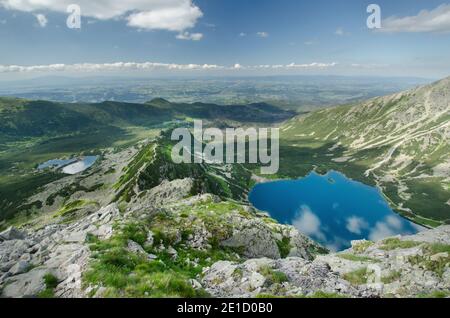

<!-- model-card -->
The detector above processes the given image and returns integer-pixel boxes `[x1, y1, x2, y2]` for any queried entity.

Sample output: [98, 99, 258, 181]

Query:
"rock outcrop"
[2, 184, 449, 298]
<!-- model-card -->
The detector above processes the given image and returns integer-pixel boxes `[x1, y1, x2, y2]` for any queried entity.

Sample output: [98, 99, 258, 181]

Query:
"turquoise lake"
[249, 171, 423, 251]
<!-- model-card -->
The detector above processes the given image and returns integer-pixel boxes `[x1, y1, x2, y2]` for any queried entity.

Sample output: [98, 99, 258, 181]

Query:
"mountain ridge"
[280, 75, 450, 226]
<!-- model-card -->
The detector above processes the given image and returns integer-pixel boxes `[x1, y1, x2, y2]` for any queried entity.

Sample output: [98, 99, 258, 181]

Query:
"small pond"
[38, 158, 77, 170]
[38, 156, 98, 175]
[62, 156, 98, 175]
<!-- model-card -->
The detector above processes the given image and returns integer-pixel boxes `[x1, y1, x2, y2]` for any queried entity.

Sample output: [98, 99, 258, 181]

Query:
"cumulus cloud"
[368, 215, 411, 242]
[0, 62, 223, 74]
[0, 0, 203, 32]
[368, 221, 397, 241]
[385, 215, 403, 230]
[292, 205, 326, 242]
[239, 32, 246, 37]
[34, 13, 47, 27]
[0, 61, 338, 74]
[346, 216, 369, 235]
[256, 31, 269, 38]
[381, 4, 450, 33]
[176, 31, 203, 41]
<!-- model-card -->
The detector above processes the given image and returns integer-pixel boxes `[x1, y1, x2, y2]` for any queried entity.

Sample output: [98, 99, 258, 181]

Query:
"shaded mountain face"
[0, 98, 295, 141]
[280, 77, 450, 225]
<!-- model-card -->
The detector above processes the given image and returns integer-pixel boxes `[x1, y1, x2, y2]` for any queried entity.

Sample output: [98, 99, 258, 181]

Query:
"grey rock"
[1, 268, 48, 298]
[0, 227, 26, 241]
[1, 261, 15, 273]
[146, 231, 154, 247]
[167, 246, 178, 258]
[9, 261, 30, 275]
[127, 240, 156, 260]
[221, 219, 281, 259]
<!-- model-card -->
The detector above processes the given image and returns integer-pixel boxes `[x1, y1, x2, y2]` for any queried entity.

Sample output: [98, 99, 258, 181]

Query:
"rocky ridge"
[1, 177, 449, 298]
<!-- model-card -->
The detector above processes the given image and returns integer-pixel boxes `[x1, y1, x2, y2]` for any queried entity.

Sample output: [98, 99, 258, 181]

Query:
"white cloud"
[0, 62, 223, 73]
[256, 31, 269, 38]
[346, 216, 369, 235]
[34, 13, 47, 27]
[368, 215, 407, 241]
[368, 221, 397, 241]
[252, 62, 337, 70]
[176, 31, 203, 41]
[0, 0, 203, 32]
[385, 215, 403, 230]
[239, 32, 246, 37]
[381, 4, 450, 33]
[0, 61, 337, 74]
[335, 27, 345, 36]
[292, 205, 326, 242]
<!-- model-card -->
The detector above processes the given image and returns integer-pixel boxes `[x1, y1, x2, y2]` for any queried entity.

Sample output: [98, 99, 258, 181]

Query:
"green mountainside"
[0, 97, 294, 141]
[0, 97, 292, 224]
[279, 77, 450, 226]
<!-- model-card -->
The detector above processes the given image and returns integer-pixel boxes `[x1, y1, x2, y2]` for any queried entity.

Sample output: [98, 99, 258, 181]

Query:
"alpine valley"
[0, 77, 449, 298]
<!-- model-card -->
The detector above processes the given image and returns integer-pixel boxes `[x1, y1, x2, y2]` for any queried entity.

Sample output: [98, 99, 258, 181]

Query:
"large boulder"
[0, 227, 26, 241]
[221, 219, 281, 259]
[1, 268, 48, 298]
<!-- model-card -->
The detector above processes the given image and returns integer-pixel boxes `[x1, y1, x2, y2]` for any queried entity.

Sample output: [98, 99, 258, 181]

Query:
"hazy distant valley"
[0, 76, 428, 112]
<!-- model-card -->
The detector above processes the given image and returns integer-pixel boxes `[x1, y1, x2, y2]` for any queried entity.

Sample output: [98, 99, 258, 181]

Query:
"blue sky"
[0, 0, 450, 79]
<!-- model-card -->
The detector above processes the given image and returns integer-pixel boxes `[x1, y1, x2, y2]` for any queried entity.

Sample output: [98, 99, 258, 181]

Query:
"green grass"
[408, 243, 450, 278]
[83, 215, 243, 298]
[37, 273, 59, 298]
[380, 238, 422, 251]
[381, 271, 402, 284]
[342, 268, 368, 285]
[258, 266, 289, 285]
[337, 253, 379, 263]
[276, 237, 292, 259]
[53, 200, 99, 219]
[417, 291, 450, 298]
[351, 241, 374, 254]
[257, 291, 346, 299]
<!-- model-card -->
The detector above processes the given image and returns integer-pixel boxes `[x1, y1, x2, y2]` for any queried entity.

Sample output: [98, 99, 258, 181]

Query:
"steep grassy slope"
[280, 77, 450, 226]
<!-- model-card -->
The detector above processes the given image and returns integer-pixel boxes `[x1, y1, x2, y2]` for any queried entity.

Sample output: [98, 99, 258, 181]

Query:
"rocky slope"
[1, 190, 449, 298]
[280, 77, 450, 226]
[0, 135, 449, 298]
